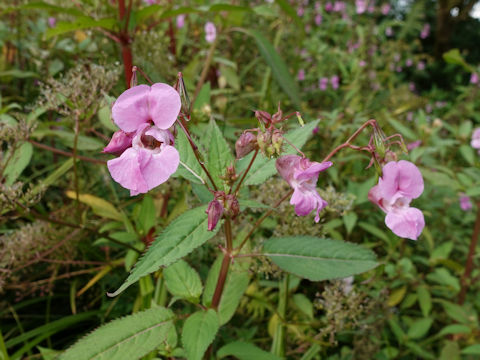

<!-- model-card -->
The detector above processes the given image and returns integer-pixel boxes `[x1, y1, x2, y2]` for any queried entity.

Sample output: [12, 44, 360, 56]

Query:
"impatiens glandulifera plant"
[59, 72, 426, 360]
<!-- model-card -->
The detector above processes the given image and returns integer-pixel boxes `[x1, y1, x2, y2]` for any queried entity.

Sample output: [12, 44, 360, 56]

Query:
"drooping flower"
[368, 160, 425, 240]
[417, 61, 426, 70]
[206, 199, 224, 231]
[176, 14, 186, 29]
[381, 3, 390, 15]
[385, 26, 393, 36]
[276, 155, 332, 222]
[205, 22, 216, 43]
[459, 193, 473, 211]
[356, 0, 367, 14]
[107, 123, 180, 196]
[47, 17, 56, 28]
[297, 69, 305, 81]
[471, 128, 480, 153]
[315, 14, 323, 25]
[106, 83, 181, 195]
[330, 75, 340, 89]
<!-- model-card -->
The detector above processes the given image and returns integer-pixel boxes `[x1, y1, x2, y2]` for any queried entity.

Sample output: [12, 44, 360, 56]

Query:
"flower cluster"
[103, 83, 181, 195]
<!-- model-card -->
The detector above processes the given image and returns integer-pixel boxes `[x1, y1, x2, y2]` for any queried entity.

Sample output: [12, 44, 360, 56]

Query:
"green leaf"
[461, 344, 480, 355]
[459, 145, 475, 165]
[59, 307, 174, 360]
[32, 130, 104, 151]
[443, 49, 473, 72]
[386, 117, 417, 141]
[0, 70, 38, 78]
[206, 119, 234, 187]
[234, 28, 301, 107]
[438, 324, 471, 336]
[407, 318, 433, 339]
[31, 158, 74, 195]
[109, 206, 220, 296]
[202, 256, 250, 325]
[65, 191, 124, 222]
[238, 120, 319, 186]
[3, 142, 33, 185]
[136, 195, 156, 234]
[182, 309, 219, 360]
[163, 260, 203, 303]
[292, 293, 314, 319]
[173, 130, 206, 184]
[46, 17, 116, 39]
[217, 341, 282, 360]
[263, 236, 378, 281]
[439, 301, 471, 324]
[193, 82, 211, 111]
[405, 341, 435, 359]
[275, 0, 304, 34]
[417, 286, 432, 317]
[20, 1, 84, 16]
[343, 212, 358, 235]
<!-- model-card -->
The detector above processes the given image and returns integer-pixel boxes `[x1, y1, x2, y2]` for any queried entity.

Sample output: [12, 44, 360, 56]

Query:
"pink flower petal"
[112, 85, 151, 132]
[107, 147, 149, 195]
[380, 160, 423, 200]
[385, 207, 425, 240]
[148, 83, 181, 130]
[139, 145, 180, 192]
[103, 130, 133, 155]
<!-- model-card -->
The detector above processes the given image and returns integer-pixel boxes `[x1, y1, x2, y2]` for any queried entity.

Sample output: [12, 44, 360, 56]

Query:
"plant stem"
[211, 219, 233, 309]
[191, 37, 218, 111]
[271, 274, 289, 357]
[458, 201, 480, 304]
[118, 0, 133, 87]
[322, 119, 377, 163]
[233, 149, 258, 194]
[28, 140, 106, 164]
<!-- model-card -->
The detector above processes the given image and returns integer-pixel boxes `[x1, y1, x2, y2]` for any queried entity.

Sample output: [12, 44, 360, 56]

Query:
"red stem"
[211, 219, 233, 309]
[458, 201, 480, 304]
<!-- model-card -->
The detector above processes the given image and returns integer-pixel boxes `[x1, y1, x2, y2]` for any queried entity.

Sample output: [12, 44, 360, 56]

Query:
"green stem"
[271, 274, 289, 357]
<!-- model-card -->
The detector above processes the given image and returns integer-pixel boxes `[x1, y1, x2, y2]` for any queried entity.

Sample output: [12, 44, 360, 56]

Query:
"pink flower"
[356, 0, 367, 14]
[106, 83, 182, 195]
[107, 124, 179, 196]
[368, 161, 425, 240]
[471, 128, 480, 150]
[205, 22, 216, 43]
[470, 73, 479, 85]
[276, 155, 332, 222]
[385, 26, 393, 36]
[315, 14, 323, 25]
[297, 69, 305, 81]
[459, 193, 473, 211]
[47, 17, 56, 28]
[381, 3, 390, 15]
[407, 140, 421, 151]
[176, 14, 185, 29]
[330, 75, 340, 89]
[417, 61, 425, 70]
[297, 7, 304, 16]
[319, 77, 329, 90]
[325, 2, 333, 12]
[111, 83, 181, 133]
[420, 24, 430, 39]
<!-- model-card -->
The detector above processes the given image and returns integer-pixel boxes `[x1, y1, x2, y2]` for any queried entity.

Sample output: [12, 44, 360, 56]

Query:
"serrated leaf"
[182, 309, 219, 360]
[3, 142, 33, 185]
[234, 28, 300, 107]
[237, 120, 319, 186]
[65, 191, 124, 221]
[263, 236, 378, 281]
[109, 206, 220, 296]
[207, 119, 234, 187]
[407, 318, 433, 339]
[217, 341, 282, 360]
[164, 260, 203, 302]
[59, 307, 174, 360]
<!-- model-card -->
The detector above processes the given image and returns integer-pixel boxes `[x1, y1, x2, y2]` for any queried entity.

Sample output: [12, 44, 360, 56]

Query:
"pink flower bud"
[235, 132, 257, 159]
[459, 193, 473, 211]
[176, 14, 185, 29]
[205, 22, 216, 43]
[470, 73, 479, 85]
[206, 200, 224, 231]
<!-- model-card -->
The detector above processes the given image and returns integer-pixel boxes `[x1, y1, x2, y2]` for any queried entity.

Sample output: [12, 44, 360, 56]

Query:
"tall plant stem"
[28, 140, 106, 164]
[191, 37, 218, 111]
[271, 274, 289, 357]
[211, 219, 233, 309]
[458, 201, 480, 304]
[118, 0, 133, 86]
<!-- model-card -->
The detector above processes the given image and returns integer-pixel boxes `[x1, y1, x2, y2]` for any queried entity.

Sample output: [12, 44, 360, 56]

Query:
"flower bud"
[206, 200, 224, 231]
[257, 130, 272, 154]
[224, 194, 240, 218]
[272, 104, 283, 123]
[235, 132, 257, 159]
[272, 129, 284, 155]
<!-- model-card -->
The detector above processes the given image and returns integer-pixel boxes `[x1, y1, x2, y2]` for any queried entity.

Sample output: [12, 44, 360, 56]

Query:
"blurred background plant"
[1, 0, 480, 359]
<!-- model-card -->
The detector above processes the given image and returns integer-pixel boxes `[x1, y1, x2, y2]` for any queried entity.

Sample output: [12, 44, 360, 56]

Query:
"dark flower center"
[141, 134, 162, 149]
